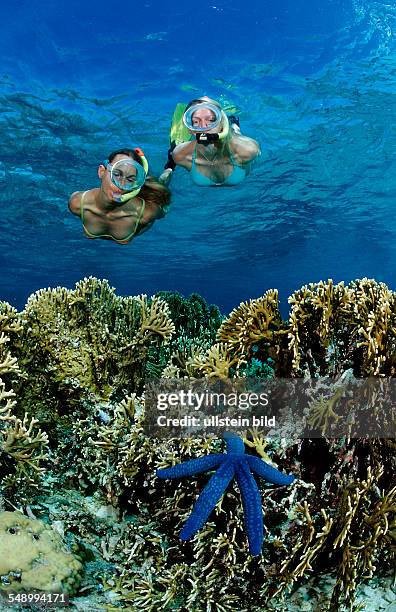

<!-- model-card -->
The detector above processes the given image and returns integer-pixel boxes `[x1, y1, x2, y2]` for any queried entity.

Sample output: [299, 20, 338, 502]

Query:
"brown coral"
[186, 342, 237, 379]
[217, 289, 285, 365]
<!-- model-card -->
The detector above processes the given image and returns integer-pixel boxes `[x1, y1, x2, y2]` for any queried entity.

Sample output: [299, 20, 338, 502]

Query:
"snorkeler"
[69, 148, 170, 244]
[159, 97, 260, 187]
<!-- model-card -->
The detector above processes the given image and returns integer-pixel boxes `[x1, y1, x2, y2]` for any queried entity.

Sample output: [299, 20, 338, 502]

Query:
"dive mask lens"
[108, 158, 146, 192]
[183, 103, 222, 132]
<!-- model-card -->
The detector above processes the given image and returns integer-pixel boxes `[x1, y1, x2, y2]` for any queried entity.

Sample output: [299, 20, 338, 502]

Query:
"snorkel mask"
[104, 148, 148, 203]
[183, 102, 229, 145]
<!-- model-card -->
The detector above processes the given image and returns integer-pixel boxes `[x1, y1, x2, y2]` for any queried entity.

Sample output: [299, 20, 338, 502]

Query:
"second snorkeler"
[69, 148, 170, 244]
[160, 96, 260, 187]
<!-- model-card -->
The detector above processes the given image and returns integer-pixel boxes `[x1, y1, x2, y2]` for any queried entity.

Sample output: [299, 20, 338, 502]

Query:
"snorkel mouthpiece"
[196, 132, 220, 145]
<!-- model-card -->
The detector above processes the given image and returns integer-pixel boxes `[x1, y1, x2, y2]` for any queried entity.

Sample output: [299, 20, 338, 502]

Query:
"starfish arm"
[156, 454, 224, 479]
[246, 455, 295, 486]
[223, 431, 245, 455]
[180, 459, 235, 541]
[235, 461, 264, 556]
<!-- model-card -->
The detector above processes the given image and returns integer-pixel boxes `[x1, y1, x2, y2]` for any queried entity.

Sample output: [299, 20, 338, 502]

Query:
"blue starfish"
[156, 432, 295, 556]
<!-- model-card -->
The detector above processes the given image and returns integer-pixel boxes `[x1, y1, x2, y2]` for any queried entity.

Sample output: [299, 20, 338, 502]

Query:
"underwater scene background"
[0, 0, 395, 314]
[0, 1, 396, 611]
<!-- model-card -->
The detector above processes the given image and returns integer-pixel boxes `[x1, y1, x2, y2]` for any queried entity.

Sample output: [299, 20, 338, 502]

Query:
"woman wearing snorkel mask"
[69, 148, 170, 244]
[160, 97, 260, 187]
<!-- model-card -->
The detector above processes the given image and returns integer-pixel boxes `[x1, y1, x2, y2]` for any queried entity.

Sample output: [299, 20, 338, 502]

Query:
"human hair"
[186, 97, 222, 110]
[140, 177, 171, 210]
[107, 148, 171, 210]
[108, 148, 142, 165]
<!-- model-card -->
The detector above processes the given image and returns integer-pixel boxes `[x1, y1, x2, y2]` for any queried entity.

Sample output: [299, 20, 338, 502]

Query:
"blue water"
[0, 0, 395, 316]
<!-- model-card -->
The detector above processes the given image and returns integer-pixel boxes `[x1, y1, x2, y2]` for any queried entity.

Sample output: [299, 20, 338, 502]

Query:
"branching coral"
[217, 289, 285, 366]
[0, 334, 19, 376]
[67, 394, 144, 505]
[161, 330, 214, 378]
[1, 413, 48, 468]
[287, 278, 396, 376]
[0, 379, 16, 420]
[0, 304, 48, 500]
[346, 278, 396, 376]
[274, 502, 334, 598]
[186, 342, 237, 379]
[287, 279, 351, 373]
[156, 291, 222, 341]
[330, 466, 395, 608]
[273, 463, 395, 610]
[0, 412, 49, 496]
[15, 280, 175, 429]
[146, 293, 220, 380]
[137, 295, 175, 342]
[0, 302, 22, 381]
[305, 387, 343, 436]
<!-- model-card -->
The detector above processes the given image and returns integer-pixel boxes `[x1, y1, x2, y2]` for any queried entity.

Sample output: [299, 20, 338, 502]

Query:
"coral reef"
[0, 277, 394, 611]
[216, 289, 286, 370]
[0, 301, 48, 502]
[11, 277, 175, 430]
[288, 278, 396, 376]
[0, 412, 49, 497]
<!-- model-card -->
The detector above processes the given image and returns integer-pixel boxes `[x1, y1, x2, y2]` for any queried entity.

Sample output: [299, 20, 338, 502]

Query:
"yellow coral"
[0, 379, 16, 420]
[1, 413, 49, 471]
[287, 278, 396, 375]
[186, 343, 236, 379]
[306, 387, 343, 435]
[217, 289, 283, 360]
[138, 295, 176, 342]
[0, 303, 23, 335]
[287, 279, 351, 371]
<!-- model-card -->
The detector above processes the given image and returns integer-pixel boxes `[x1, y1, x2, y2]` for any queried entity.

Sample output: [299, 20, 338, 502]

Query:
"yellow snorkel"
[219, 112, 230, 140]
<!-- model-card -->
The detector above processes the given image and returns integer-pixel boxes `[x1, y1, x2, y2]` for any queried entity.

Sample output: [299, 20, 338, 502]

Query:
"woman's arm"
[172, 142, 195, 169]
[231, 135, 261, 164]
[68, 191, 82, 217]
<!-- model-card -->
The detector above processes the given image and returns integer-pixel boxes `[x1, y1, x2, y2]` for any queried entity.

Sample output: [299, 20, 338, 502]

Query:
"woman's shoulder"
[68, 190, 83, 215]
[172, 140, 195, 162]
[68, 189, 98, 216]
[229, 134, 261, 164]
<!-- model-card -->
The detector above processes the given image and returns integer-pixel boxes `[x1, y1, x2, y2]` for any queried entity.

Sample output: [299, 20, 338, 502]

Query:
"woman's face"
[99, 154, 137, 201]
[191, 107, 221, 132]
